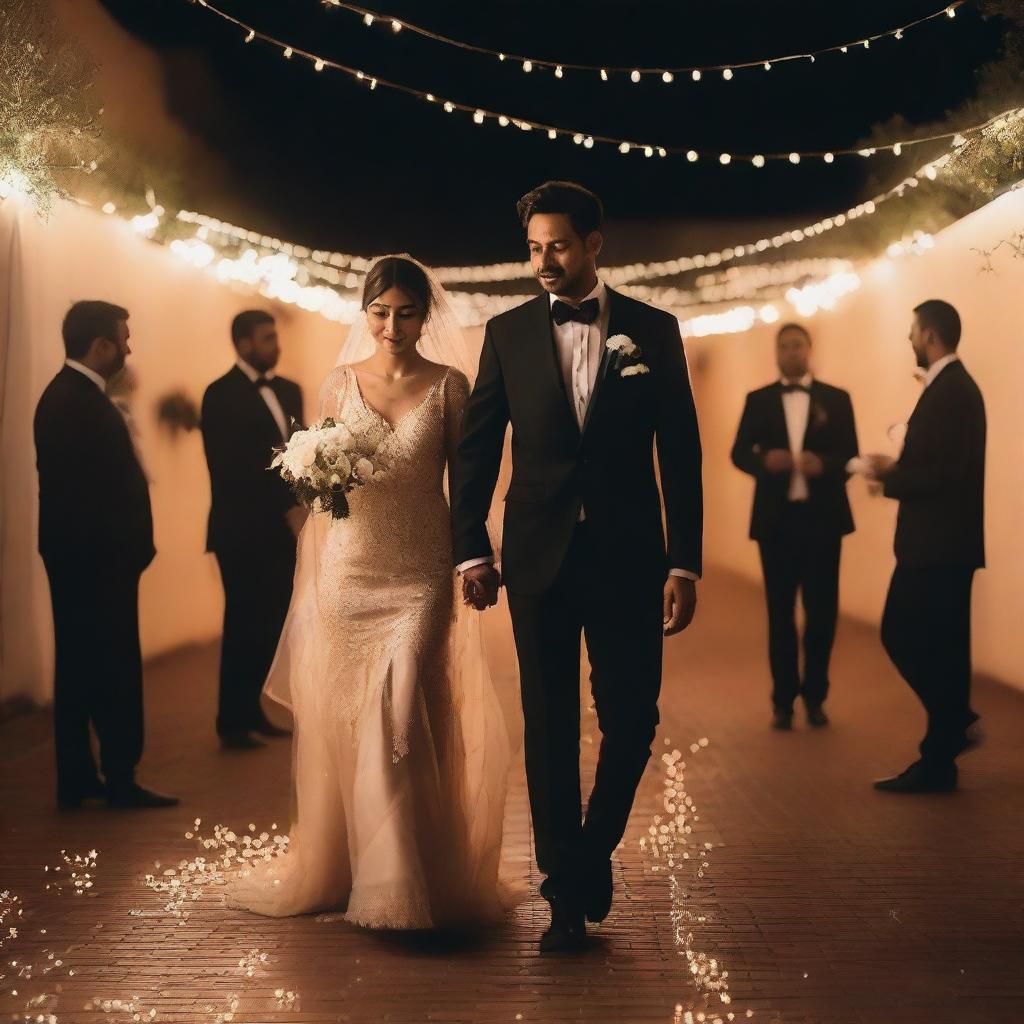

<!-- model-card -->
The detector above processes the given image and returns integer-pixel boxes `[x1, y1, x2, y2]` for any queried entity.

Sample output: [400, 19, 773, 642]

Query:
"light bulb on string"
[946, 6, 956, 16]
[314, 58, 325, 71]
[692, 69, 702, 81]
[893, 143, 903, 156]
[789, 152, 800, 164]
[362, 13, 372, 26]
[244, 29, 255, 43]
[584, 136, 594, 148]
[473, 110, 485, 124]
[662, 71, 674, 83]
[619, 142, 631, 154]
[752, 155, 765, 168]
[722, 68, 733, 80]
[523, 60, 533, 72]
[824, 152, 835, 163]
[391, 20, 402, 33]
[498, 115, 509, 126]
[601, 68, 609, 81]
[863, 39, 870, 48]
[443, 100, 454, 112]
[841, 46, 848, 53]
[498, 53, 506, 62]
[547, 129, 557, 140]
[764, 61, 771, 70]
[686, 150, 699, 162]
[555, 65, 564, 78]
[644, 145, 654, 157]
[719, 153, 731, 165]
[283, 47, 293, 59]
[895, 29, 903, 39]
[631, 70, 641, 83]
[573, 133, 584, 145]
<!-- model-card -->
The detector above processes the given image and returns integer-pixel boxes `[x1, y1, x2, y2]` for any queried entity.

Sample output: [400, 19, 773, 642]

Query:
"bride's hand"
[663, 576, 697, 637]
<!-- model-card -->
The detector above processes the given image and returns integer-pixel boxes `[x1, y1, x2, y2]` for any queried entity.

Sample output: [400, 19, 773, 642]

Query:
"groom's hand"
[663, 576, 697, 637]
[462, 564, 501, 610]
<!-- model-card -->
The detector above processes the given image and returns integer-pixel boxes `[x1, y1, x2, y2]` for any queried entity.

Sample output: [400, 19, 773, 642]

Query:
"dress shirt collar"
[923, 352, 959, 388]
[236, 357, 275, 383]
[65, 359, 107, 392]
[778, 373, 813, 389]
[548, 279, 607, 317]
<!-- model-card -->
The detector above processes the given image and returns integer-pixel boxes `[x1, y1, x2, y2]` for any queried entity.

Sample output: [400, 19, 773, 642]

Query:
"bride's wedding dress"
[223, 363, 511, 928]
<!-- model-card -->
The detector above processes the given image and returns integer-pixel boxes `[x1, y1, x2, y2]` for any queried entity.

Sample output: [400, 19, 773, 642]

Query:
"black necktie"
[781, 383, 810, 394]
[551, 298, 599, 326]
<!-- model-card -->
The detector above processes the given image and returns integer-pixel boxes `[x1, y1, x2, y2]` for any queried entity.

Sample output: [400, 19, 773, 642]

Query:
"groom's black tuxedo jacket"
[883, 359, 985, 569]
[453, 288, 703, 595]
[34, 365, 155, 573]
[730, 380, 858, 541]
[201, 366, 304, 554]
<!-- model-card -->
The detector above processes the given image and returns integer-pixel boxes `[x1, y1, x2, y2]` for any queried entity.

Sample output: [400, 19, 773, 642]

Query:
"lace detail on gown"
[222, 365, 511, 930]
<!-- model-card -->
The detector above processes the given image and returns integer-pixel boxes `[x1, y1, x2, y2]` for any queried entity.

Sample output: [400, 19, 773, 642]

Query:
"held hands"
[462, 564, 501, 611]
[663, 576, 697, 637]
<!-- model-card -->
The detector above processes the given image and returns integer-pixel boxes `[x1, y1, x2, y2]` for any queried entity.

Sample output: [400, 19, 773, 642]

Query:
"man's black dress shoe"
[220, 731, 266, 751]
[806, 706, 829, 728]
[106, 783, 180, 809]
[771, 708, 793, 731]
[584, 858, 613, 924]
[539, 895, 587, 954]
[873, 760, 957, 794]
[250, 717, 292, 739]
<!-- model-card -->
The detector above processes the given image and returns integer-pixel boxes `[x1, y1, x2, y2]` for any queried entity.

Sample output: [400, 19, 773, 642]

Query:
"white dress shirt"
[65, 359, 106, 392]
[922, 352, 959, 388]
[237, 358, 288, 441]
[780, 374, 813, 502]
[457, 281, 699, 582]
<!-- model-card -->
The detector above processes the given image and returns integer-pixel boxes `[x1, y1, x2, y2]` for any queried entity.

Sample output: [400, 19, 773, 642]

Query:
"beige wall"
[693, 187, 1024, 689]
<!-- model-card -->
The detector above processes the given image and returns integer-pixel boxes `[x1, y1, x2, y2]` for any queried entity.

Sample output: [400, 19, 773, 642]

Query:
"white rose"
[354, 457, 374, 482]
[606, 334, 639, 356]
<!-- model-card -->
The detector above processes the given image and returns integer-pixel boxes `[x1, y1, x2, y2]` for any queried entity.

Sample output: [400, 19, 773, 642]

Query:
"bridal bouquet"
[271, 418, 385, 519]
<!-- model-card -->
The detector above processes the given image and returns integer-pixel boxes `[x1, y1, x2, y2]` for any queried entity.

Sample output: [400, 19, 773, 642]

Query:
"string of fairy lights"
[189, 0, 970, 165]
[151, 106, 1022, 290]
[322, 0, 964, 82]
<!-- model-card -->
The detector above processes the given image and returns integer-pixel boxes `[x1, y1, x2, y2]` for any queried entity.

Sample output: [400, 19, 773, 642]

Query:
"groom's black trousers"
[507, 521, 664, 899]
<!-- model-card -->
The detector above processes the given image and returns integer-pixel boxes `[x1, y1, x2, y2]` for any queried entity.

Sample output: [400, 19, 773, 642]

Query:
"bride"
[223, 255, 514, 929]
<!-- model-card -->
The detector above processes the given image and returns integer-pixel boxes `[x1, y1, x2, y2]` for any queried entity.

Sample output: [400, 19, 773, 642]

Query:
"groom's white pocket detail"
[620, 363, 650, 377]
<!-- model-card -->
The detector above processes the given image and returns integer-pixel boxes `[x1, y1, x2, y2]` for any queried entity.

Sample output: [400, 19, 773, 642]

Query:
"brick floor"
[1, 569, 1022, 1024]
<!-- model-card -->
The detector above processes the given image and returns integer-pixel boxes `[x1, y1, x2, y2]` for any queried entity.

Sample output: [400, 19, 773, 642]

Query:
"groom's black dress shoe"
[220, 730, 266, 751]
[584, 858, 613, 924]
[873, 760, 957, 794]
[106, 783, 180, 809]
[771, 709, 793, 731]
[539, 895, 587, 954]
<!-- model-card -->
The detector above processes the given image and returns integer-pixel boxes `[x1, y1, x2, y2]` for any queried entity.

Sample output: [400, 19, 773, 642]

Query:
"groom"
[453, 181, 703, 952]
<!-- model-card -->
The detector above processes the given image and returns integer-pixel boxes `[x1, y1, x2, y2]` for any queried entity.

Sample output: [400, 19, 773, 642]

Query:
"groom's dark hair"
[914, 299, 961, 349]
[517, 181, 604, 239]
[62, 300, 129, 359]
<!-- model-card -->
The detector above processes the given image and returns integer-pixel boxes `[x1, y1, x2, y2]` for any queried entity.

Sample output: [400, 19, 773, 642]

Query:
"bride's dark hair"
[360, 256, 433, 318]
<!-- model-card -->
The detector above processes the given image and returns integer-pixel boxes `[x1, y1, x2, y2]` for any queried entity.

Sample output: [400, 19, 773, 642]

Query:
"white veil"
[335, 253, 480, 383]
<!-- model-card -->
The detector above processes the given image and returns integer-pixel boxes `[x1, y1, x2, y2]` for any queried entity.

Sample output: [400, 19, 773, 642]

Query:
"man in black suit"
[731, 324, 859, 730]
[453, 182, 703, 952]
[864, 300, 985, 794]
[201, 311, 305, 750]
[34, 301, 178, 809]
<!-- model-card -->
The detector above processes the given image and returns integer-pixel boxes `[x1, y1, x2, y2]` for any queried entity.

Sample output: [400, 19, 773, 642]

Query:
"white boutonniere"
[605, 334, 649, 376]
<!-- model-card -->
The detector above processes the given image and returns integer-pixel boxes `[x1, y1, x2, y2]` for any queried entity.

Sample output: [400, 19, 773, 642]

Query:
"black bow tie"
[781, 383, 810, 394]
[254, 376, 273, 389]
[551, 298, 600, 326]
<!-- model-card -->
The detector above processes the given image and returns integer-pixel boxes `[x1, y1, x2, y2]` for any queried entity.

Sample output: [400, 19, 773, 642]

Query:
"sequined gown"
[223, 364, 510, 929]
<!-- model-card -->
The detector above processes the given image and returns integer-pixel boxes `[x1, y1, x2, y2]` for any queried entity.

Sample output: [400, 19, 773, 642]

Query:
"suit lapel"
[231, 365, 284, 444]
[580, 287, 620, 438]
